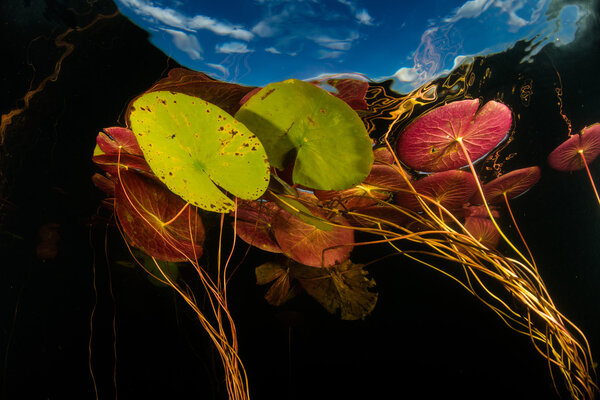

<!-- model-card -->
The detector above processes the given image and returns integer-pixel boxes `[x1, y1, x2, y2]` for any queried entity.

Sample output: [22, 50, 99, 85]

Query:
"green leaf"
[127, 91, 270, 213]
[235, 79, 373, 190]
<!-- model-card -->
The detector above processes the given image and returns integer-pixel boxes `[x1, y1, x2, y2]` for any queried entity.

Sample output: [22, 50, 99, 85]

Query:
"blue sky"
[115, 0, 590, 92]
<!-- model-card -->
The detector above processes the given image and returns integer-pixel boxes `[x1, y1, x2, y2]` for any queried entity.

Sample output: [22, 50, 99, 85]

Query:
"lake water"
[1, 1, 599, 399]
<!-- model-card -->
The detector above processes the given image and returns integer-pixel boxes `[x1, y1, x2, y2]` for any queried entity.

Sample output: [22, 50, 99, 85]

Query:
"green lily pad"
[235, 79, 373, 190]
[127, 91, 270, 213]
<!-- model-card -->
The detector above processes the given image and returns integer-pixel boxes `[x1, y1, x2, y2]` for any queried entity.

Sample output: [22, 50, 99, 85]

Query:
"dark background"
[1, 1, 599, 399]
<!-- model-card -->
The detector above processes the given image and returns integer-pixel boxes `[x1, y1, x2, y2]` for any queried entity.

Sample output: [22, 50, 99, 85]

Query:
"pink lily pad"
[235, 200, 282, 253]
[396, 99, 511, 172]
[115, 170, 205, 262]
[273, 208, 354, 268]
[548, 124, 600, 171]
[395, 170, 477, 211]
[471, 166, 541, 204]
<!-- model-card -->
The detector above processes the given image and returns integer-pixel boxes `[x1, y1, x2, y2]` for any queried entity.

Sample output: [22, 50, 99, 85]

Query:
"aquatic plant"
[92, 68, 598, 400]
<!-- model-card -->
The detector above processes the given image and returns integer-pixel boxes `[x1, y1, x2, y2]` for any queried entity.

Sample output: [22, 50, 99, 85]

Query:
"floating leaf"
[471, 166, 541, 204]
[235, 79, 373, 190]
[255, 262, 298, 306]
[127, 91, 270, 213]
[396, 170, 477, 211]
[396, 99, 511, 172]
[273, 208, 354, 268]
[115, 170, 205, 262]
[292, 260, 378, 320]
[311, 77, 369, 110]
[548, 124, 600, 171]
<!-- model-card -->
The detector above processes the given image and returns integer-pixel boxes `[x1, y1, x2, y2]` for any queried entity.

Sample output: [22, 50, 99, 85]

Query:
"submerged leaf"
[273, 208, 354, 268]
[548, 124, 600, 171]
[127, 91, 270, 213]
[256, 262, 298, 306]
[235, 79, 373, 190]
[293, 260, 378, 320]
[236, 200, 282, 253]
[115, 170, 205, 262]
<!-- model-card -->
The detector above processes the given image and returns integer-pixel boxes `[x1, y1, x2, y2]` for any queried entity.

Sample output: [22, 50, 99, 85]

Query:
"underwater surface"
[1, 0, 600, 399]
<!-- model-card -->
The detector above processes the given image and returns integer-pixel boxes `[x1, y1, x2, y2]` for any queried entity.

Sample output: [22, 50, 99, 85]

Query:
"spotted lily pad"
[127, 91, 270, 213]
[235, 79, 373, 190]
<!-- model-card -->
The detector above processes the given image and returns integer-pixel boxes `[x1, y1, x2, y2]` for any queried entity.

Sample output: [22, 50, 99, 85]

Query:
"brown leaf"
[292, 260, 378, 320]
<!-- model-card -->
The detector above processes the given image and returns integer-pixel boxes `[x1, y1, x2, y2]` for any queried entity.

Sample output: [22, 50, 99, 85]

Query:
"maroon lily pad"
[115, 170, 205, 262]
[136, 68, 257, 116]
[396, 99, 511, 172]
[548, 123, 600, 171]
[321, 78, 369, 110]
[464, 215, 500, 249]
[92, 153, 152, 175]
[273, 208, 354, 268]
[92, 172, 115, 196]
[396, 170, 477, 211]
[235, 200, 282, 253]
[96, 127, 143, 156]
[471, 166, 541, 204]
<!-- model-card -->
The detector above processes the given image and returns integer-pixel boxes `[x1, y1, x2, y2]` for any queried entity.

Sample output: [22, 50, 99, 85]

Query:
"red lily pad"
[311, 77, 369, 110]
[115, 170, 205, 262]
[92, 153, 152, 175]
[92, 172, 115, 196]
[395, 170, 477, 211]
[548, 124, 600, 171]
[96, 127, 143, 156]
[138, 68, 257, 116]
[273, 208, 354, 268]
[235, 200, 282, 253]
[464, 215, 500, 249]
[396, 99, 511, 172]
[471, 166, 541, 204]
[314, 163, 407, 210]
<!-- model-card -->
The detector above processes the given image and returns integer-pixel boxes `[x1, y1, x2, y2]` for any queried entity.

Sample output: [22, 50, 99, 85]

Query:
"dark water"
[1, 1, 599, 399]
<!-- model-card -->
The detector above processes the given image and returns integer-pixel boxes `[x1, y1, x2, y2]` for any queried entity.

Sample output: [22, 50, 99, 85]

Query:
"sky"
[114, 0, 591, 92]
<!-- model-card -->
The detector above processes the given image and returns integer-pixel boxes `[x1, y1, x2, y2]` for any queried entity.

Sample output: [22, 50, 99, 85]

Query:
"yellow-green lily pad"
[127, 91, 270, 213]
[235, 79, 373, 190]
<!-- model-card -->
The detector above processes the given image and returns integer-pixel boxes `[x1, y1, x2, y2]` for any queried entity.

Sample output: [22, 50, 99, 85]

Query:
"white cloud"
[119, 0, 254, 40]
[188, 15, 254, 40]
[163, 28, 203, 60]
[318, 50, 344, 59]
[393, 67, 419, 82]
[444, 0, 495, 23]
[265, 47, 281, 54]
[206, 63, 229, 79]
[311, 31, 360, 51]
[355, 9, 374, 25]
[216, 41, 254, 54]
